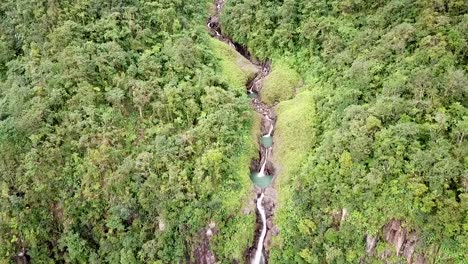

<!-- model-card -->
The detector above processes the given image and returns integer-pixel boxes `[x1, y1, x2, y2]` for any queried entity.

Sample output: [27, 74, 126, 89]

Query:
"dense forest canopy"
[0, 0, 467, 263]
[221, 0, 467, 263]
[0, 0, 257, 263]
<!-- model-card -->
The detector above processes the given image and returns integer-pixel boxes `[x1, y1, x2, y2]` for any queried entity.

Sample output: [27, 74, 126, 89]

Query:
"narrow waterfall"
[207, 1, 276, 262]
[252, 193, 267, 264]
[258, 149, 268, 177]
[266, 124, 273, 137]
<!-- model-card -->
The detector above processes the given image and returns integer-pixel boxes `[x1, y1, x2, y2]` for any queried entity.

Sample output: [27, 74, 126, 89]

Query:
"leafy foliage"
[222, 0, 467, 262]
[0, 0, 256, 263]
[210, 38, 258, 91]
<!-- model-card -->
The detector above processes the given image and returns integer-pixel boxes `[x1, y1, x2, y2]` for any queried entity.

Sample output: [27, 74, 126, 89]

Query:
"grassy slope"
[261, 61, 301, 106]
[210, 38, 258, 91]
[271, 91, 317, 262]
[220, 0, 467, 262]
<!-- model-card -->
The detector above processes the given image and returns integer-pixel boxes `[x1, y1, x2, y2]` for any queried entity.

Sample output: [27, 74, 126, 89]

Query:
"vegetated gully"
[208, 1, 277, 263]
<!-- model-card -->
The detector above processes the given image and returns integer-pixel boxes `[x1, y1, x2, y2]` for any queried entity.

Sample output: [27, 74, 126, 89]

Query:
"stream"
[208, 1, 276, 263]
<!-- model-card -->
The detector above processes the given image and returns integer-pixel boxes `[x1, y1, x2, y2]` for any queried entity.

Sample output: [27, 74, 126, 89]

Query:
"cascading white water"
[252, 193, 267, 264]
[208, 2, 274, 262]
[258, 149, 268, 176]
[263, 115, 273, 137]
[266, 124, 273, 137]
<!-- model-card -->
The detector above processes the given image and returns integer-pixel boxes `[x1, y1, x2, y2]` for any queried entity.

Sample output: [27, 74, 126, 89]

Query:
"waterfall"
[208, 2, 275, 262]
[252, 193, 267, 264]
[263, 114, 273, 137]
[266, 124, 273, 137]
[258, 149, 268, 177]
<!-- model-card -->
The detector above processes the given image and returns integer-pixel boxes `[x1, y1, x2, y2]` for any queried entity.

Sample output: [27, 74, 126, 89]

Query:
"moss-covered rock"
[261, 61, 301, 106]
[210, 38, 258, 91]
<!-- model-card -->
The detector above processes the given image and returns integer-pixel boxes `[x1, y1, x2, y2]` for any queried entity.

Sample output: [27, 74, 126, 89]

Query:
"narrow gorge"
[208, 1, 278, 263]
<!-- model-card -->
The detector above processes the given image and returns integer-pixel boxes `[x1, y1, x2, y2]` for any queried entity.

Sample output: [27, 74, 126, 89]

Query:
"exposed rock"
[366, 235, 378, 255]
[414, 254, 426, 264]
[340, 208, 348, 224]
[209, 221, 216, 229]
[332, 207, 348, 228]
[266, 219, 273, 229]
[367, 220, 426, 264]
[271, 226, 279, 236]
[158, 218, 165, 231]
[264, 231, 273, 252]
[193, 228, 216, 264]
[13, 247, 29, 264]
[402, 233, 417, 262]
[384, 220, 407, 256]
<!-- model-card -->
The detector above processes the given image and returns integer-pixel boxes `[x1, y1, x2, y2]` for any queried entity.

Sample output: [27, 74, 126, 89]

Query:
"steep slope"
[0, 1, 255, 262]
[221, 0, 467, 263]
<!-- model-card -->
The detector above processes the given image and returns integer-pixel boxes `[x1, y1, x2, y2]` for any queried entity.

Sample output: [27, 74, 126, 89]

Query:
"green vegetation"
[213, 107, 260, 261]
[1, 0, 466, 263]
[261, 61, 301, 105]
[222, 0, 467, 263]
[272, 91, 317, 259]
[210, 38, 258, 90]
[0, 0, 256, 263]
[273, 91, 316, 179]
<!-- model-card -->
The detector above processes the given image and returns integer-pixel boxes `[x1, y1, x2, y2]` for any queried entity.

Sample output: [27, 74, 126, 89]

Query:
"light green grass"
[210, 38, 258, 91]
[261, 61, 301, 105]
[273, 91, 316, 177]
[270, 91, 317, 257]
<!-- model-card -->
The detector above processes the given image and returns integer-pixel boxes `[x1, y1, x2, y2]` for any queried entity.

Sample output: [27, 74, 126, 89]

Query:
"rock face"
[13, 248, 29, 264]
[332, 208, 427, 263]
[193, 222, 218, 264]
[332, 208, 348, 228]
[263, 186, 277, 253]
[366, 220, 426, 264]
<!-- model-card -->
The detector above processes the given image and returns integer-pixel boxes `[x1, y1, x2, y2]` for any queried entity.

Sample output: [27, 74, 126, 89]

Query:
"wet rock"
[264, 231, 272, 252]
[254, 185, 262, 195]
[13, 246, 30, 264]
[266, 219, 273, 229]
[210, 16, 219, 25]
